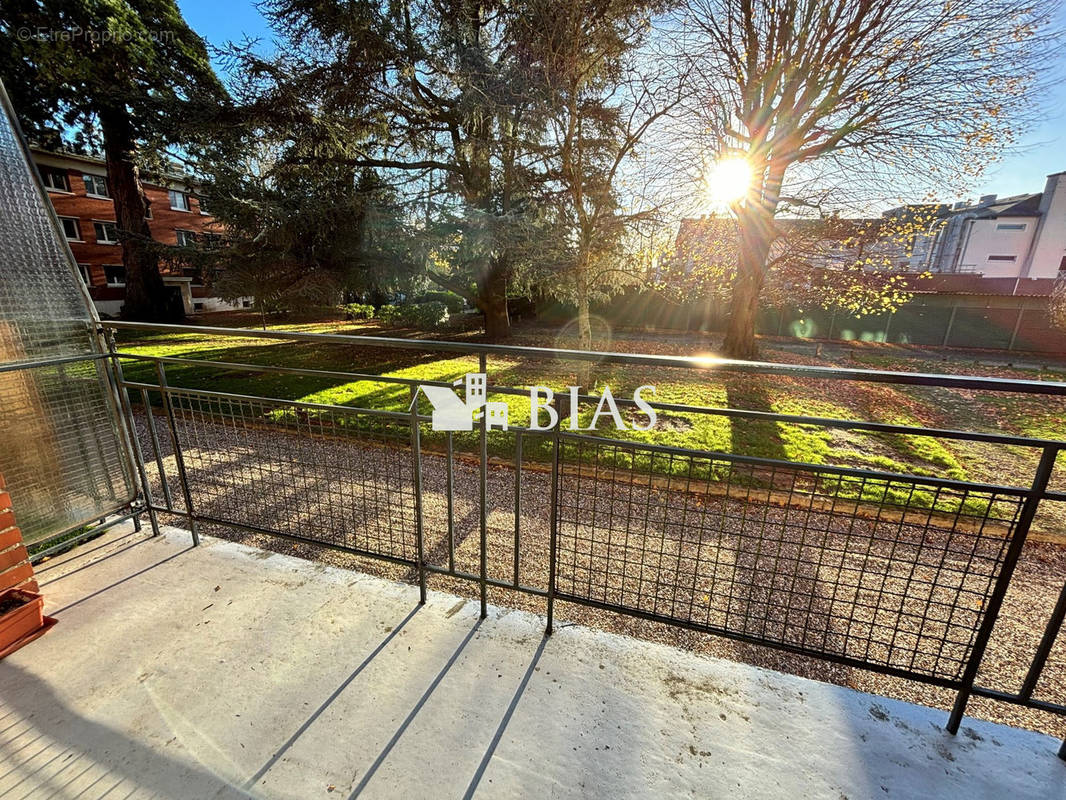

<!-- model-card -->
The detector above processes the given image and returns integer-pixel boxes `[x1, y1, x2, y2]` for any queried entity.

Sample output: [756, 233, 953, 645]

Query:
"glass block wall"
[0, 86, 135, 544]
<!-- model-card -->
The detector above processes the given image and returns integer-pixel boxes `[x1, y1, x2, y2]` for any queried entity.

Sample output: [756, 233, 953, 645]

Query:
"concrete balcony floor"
[1, 524, 1063, 800]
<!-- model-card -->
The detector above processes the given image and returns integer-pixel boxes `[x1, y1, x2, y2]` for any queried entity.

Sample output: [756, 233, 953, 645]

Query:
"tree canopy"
[2, 0, 1058, 344]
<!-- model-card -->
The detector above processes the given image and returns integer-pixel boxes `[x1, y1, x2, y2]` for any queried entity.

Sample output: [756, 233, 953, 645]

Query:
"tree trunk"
[722, 204, 775, 360]
[722, 156, 788, 360]
[575, 279, 592, 389]
[480, 255, 511, 340]
[99, 108, 182, 322]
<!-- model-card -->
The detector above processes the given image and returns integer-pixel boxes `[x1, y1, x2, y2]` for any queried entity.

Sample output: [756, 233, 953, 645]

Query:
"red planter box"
[0, 588, 45, 656]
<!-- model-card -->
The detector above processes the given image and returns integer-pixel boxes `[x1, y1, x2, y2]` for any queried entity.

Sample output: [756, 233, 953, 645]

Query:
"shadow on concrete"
[349, 620, 484, 799]
[35, 530, 155, 587]
[461, 634, 549, 799]
[0, 662, 252, 799]
[244, 604, 423, 790]
[48, 548, 191, 616]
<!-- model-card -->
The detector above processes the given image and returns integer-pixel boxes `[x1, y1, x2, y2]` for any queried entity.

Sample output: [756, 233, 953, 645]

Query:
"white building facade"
[899, 172, 1066, 281]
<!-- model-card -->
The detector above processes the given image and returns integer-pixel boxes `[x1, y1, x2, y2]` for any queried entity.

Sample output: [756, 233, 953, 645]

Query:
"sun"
[704, 157, 753, 209]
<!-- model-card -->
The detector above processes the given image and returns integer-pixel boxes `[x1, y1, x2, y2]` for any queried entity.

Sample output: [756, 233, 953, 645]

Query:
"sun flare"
[704, 157, 753, 209]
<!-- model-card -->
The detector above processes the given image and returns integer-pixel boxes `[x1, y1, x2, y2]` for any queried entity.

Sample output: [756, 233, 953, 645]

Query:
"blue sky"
[177, 0, 271, 57]
[178, 0, 1066, 204]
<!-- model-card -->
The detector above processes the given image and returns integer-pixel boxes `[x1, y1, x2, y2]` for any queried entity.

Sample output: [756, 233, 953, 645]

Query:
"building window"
[193, 302, 204, 311]
[174, 228, 196, 247]
[996, 223, 1027, 231]
[59, 216, 81, 241]
[76, 264, 91, 285]
[83, 174, 110, 198]
[169, 189, 190, 211]
[196, 195, 210, 215]
[242, 299, 252, 308]
[145, 206, 153, 219]
[103, 264, 126, 286]
[93, 221, 119, 244]
[40, 166, 70, 192]
[987, 254, 1016, 262]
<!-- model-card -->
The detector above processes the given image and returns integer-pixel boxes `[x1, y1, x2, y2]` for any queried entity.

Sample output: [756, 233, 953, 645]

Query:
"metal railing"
[100, 320, 1066, 758]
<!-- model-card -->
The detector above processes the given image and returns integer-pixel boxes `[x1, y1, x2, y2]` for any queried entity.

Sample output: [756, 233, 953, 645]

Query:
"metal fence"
[100, 320, 1066, 757]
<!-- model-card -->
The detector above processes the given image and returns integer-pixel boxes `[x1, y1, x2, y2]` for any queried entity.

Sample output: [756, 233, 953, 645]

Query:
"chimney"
[979, 194, 997, 206]
[1037, 171, 1066, 214]
[952, 201, 967, 210]
[1018, 172, 1066, 279]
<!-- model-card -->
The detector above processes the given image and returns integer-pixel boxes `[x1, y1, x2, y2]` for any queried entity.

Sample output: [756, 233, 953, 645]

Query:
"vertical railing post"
[104, 330, 160, 537]
[154, 361, 200, 546]
[478, 352, 488, 619]
[941, 302, 958, 347]
[513, 430, 522, 588]
[1008, 306, 1025, 352]
[1018, 580, 1066, 701]
[140, 388, 175, 511]
[409, 385, 426, 604]
[546, 412, 562, 635]
[446, 431, 455, 573]
[947, 444, 1059, 733]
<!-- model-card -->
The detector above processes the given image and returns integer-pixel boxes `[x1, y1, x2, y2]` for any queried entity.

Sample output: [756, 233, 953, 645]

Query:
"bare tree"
[521, 0, 685, 362]
[683, 0, 1057, 358]
[660, 210, 931, 325]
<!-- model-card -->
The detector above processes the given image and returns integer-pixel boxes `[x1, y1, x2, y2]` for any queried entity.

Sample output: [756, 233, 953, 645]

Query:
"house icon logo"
[419, 373, 509, 431]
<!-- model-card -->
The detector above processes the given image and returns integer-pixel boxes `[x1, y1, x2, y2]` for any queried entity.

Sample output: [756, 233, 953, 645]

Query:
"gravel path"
[131, 408, 1066, 740]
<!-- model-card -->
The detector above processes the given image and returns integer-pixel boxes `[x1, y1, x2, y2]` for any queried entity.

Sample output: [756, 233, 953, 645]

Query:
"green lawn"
[114, 317, 1066, 519]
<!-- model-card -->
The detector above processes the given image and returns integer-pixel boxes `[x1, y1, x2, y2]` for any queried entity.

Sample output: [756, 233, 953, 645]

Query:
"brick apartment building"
[31, 147, 247, 316]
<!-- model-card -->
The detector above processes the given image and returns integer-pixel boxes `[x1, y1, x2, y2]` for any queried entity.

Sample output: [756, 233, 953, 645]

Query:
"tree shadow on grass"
[724, 375, 788, 463]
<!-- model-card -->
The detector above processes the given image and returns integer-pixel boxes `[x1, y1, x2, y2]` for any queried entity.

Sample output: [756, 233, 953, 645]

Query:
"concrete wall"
[189, 296, 252, 313]
[92, 294, 249, 318]
[958, 216, 1038, 276]
[1023, 173, 1066, 279]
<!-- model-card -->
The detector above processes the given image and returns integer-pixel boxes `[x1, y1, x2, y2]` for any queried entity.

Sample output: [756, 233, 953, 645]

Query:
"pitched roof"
[968, 193, 1042, 219]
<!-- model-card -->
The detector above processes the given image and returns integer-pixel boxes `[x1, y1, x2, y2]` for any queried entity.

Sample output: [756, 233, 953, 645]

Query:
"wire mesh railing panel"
[553, 435, 1027, 684]
[167, 391, 419, 563]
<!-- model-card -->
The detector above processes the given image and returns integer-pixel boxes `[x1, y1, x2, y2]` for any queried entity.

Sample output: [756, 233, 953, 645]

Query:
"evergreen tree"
[0, 0, 226, 320]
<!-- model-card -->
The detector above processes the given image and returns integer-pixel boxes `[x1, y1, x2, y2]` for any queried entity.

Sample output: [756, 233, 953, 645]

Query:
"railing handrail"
[114, 350, 1066, 449]
[102, 320, 1066, 396]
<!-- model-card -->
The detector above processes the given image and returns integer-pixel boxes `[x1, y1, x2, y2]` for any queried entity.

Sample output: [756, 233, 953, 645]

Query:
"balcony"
[2, 318, 1065, 798]
[3, 520, 1064, 799]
